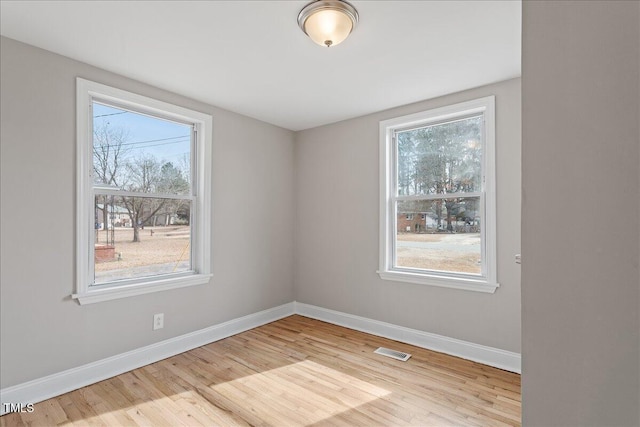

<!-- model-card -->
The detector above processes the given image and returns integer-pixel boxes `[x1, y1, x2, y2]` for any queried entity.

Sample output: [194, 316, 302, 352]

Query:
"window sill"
[72, 273, 212, 305]
[377, 270, 498, 293]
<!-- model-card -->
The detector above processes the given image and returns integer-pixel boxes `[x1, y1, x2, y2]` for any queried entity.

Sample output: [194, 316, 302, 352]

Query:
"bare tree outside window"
[91, 102, 194, 284]
[75, 78, 212, 304]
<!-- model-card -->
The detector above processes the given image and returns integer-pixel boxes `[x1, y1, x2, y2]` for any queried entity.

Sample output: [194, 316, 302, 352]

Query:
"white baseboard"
[1, 300, 520, 414]
[294, 302, 521, 374]
[0, 302, 294, 415]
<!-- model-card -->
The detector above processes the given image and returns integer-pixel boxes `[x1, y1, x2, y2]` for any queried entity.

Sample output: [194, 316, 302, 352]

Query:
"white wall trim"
[0, 302, 294, 415]
[0, 301, 520, 414]
[295, 302, 521, 374]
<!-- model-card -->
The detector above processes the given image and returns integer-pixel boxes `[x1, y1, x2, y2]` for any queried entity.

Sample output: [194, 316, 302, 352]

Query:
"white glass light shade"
[298, 1, 359, 48]
[304, 9, 353, 47]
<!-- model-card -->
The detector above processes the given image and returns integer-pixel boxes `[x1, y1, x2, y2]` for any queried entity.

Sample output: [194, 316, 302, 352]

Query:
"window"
[378, 96, 498, 292]
[74, 79, 212, 304]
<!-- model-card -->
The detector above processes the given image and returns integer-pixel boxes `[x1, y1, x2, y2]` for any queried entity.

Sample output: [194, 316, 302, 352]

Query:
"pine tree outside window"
[378, 96, 498, 293]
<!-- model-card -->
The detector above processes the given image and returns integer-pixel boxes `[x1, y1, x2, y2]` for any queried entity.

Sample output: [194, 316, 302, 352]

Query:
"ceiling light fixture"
[297, 0, 359, 48]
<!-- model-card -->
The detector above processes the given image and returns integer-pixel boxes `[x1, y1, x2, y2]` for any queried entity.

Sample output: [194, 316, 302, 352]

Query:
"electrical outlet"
[153, 313, 164, 330]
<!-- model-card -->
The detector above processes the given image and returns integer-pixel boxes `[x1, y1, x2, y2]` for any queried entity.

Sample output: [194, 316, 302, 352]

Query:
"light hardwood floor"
[1, 315, 521, 426]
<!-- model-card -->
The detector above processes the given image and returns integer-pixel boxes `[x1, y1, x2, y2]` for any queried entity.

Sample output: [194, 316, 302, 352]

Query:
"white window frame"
[74, 78, 212, 304]
[378, 96, 498, 293]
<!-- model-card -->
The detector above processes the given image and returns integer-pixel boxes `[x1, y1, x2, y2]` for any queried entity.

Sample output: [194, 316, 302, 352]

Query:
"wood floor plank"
[1, 315, 520, 426]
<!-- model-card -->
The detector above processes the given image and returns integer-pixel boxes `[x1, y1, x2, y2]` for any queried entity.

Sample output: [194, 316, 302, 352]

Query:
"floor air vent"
[374, 347, 411, 362]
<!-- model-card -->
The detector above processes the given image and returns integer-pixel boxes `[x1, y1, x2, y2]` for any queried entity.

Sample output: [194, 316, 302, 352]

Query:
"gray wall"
[294, 78, 522, 353]
[0, 37, 295, 388]
[522, 2, 640, 426]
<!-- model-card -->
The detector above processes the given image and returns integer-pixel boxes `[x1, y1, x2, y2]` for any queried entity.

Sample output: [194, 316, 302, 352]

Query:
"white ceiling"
[0, 1, 521, 131]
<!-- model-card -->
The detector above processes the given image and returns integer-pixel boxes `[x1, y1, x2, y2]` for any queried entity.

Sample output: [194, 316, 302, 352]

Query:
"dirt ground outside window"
[396, 233, 481, 274]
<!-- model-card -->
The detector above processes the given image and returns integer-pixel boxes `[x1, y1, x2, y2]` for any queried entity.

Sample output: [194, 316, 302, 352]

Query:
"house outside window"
[75, 79, 212, 304]
[378, 96, 498, 293]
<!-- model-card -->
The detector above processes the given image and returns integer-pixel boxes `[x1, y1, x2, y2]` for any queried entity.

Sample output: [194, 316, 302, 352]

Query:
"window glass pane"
[92, 102, 191, 195]
[395, 198, 481, 275]
[396, 116, 482, 196]
[94, 195, 192, 284]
